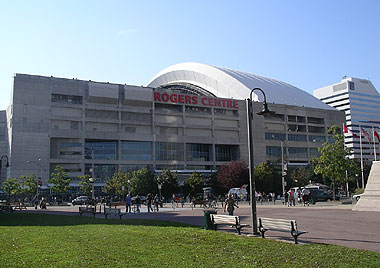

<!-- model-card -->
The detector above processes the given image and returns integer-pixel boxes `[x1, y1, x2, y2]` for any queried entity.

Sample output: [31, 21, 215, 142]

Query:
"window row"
[265, 133, 326, 142]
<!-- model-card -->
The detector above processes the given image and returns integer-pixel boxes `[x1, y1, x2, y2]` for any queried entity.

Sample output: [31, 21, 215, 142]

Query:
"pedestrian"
[146, 193, 153, 213]
[289, 189, 295, 206]
[224, 193, 239, 216]
[125, 194, 132, 213]
[301, 187, 310, 206]
[284, 191, 289, 206]
[135, 195, 141, 213]
[40, 197, 47, 209]
[154, 194, 160, 212]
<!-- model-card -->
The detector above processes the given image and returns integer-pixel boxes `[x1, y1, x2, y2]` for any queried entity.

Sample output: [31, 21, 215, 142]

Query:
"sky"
[0, 0, 379, 110]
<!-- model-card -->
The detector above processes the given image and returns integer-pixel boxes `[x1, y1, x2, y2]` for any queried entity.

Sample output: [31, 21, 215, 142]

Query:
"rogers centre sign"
[154, 91, 238, 108]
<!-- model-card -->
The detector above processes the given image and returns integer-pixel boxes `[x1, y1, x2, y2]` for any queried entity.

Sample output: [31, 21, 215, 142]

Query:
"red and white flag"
[344, 125, 359, 138]
[374, 129, 380, 143]
[361, 127, 372, 142]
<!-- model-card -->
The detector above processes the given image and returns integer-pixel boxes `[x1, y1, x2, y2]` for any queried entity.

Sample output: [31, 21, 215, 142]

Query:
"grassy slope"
[0, 213, 379, 268]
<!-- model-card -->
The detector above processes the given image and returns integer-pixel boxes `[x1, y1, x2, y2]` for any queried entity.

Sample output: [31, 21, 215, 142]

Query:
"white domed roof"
[147, 62, 334, 110]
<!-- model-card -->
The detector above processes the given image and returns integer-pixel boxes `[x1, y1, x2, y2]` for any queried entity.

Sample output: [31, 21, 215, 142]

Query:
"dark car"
[131, 196, 146, 205]
[71, 196, 90, 206]
[309, 189, 333, 202]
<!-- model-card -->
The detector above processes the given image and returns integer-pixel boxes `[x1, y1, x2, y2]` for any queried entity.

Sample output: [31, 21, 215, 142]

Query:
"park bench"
[210, 214, 249, 235]
[12, 202, 27, 210]
[258, 217, 307, 244]
[79, 205, 101, 217]
[104, 207, 125, 219]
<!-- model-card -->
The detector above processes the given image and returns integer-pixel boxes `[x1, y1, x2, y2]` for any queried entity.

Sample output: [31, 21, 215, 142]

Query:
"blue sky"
[0, 0, 379, 110]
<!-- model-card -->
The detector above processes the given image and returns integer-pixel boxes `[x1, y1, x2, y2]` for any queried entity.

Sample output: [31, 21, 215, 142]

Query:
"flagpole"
[373, 126, 377, 161]
[359, 126, 365, 189]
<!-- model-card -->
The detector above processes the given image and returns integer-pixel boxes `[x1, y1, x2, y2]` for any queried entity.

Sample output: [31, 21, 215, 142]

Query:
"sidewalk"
[18, 200, 380, 253]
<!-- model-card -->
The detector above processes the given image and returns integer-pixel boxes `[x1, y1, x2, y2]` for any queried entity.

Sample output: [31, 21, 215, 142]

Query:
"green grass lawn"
[0, 213, 379, 268]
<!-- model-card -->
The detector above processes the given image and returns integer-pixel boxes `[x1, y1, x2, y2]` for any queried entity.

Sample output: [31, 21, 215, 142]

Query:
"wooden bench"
[104, 207, 125, 219]
[13, 202, 27, 210]
[259, 217, 307, 244]
[210, 214, 249, 235]
[79, 206, 100, 217]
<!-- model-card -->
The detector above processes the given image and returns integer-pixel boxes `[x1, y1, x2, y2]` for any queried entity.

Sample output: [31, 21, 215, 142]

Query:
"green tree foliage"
[156, 169, 178, 198]
[289, 166, 314, 187]
[103, 170, 132, 196]
[1, 178, 22, 200]
[78, 174, 92, 196]
[205, 172, 225, 196]
[313, 125, 360, 197]
[184, 172, 204, 196]
[48, 166, 71, 194]
[130, 168, 156, 196]
[18, 174, 40, 197]
[217, 161, 249, 192]
[254, 162, 280, 194]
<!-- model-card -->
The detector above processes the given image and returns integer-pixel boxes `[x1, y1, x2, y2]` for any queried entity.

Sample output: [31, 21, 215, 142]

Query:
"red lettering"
[208, 98, 214, 106]
[161, 93, 169, 102]
[221, 99, 227, 107]
[227, 100, 232, 108]
[178, 94, 184, 104]
[192, 96, 198, 104]
[233, 100, 238, 108]
[154, 92, 161, 101]
[201, 97, 208, 106]
[170, 94, 178, 103]
[214, 98, 221, 107]
[185, 95, 191, 104]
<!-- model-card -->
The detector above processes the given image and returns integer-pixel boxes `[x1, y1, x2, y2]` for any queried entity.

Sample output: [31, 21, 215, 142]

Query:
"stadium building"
[0, 62, 344, 194]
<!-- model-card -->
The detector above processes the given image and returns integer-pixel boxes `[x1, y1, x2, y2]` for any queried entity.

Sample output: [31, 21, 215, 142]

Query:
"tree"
[78, 174, 92, 196]
[156, 169, 179, 198]
[313, 125, 359, 198]
[48, 165, 71, 197]
[254, 162, 280, 194]
[217, 161, 249, 192]
[289, 166, 314, 188]
[184, 172, 204, 196]
[130, 168, 156, 196]
[1, 178, 21, 201]
[103, 170, 132, 196]
[18, 174, 38, 197]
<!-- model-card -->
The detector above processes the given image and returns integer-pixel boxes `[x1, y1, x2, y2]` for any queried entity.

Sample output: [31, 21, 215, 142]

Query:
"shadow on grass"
[0, 212, 199, 228]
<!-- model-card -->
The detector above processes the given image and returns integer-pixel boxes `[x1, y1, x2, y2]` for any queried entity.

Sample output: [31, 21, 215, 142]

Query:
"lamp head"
[257, 102, 275, 116]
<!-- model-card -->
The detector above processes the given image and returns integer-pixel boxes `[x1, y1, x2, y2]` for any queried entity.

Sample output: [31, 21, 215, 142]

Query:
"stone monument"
[353, 161, 380, 211]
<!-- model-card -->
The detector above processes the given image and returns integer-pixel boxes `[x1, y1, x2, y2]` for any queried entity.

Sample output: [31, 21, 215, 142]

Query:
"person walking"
[125, 194, 132, 213]
[224, 194, 239, 216]
[289, 189, 296, 206]
[153, 194, 160, 212]
[146, 193, 153, 213]
[135, 195, 141, 213]
[33, 196, 39, 209]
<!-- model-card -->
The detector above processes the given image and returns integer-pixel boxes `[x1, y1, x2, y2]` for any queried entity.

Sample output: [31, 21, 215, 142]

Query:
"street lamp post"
[247, 88, 275, 235]
[281, 140, 287, 200]
[127, 179, 131, 195]
[0, 155, 10, 182]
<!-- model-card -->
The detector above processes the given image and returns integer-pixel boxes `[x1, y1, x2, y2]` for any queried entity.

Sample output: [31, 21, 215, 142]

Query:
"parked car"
[309, 189, 333, 202]
[131, 196, 146, 205]
[71, 196, 89, 206]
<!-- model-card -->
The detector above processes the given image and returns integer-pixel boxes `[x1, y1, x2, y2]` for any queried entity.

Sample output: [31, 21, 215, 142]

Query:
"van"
[228, 187, 248, 200]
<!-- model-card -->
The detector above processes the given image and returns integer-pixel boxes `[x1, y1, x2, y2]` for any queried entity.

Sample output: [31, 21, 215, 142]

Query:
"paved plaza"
[17, 200, 380, 253]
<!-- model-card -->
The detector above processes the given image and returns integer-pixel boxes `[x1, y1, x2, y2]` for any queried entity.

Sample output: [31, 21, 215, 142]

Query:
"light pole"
[281, 140, 287, 200]
[247, 88, 275, 235]
[0, 155, 10, 182]
[87, 148, 95, 202]
[27, 158, 41, 199]
[128, 179, 131, 195]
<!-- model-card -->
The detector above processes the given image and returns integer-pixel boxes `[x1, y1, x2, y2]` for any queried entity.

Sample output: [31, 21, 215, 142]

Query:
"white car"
[352, 193, 363, 201]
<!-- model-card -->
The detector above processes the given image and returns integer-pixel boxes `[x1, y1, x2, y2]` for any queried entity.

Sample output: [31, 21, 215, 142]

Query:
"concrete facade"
[0, 73, 345, 194]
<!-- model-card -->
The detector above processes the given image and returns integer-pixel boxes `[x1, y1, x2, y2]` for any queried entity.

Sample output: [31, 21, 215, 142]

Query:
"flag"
[344, 125, 359, 138]
[374, 130, 380, 143]
[361, 128, 371, 142]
